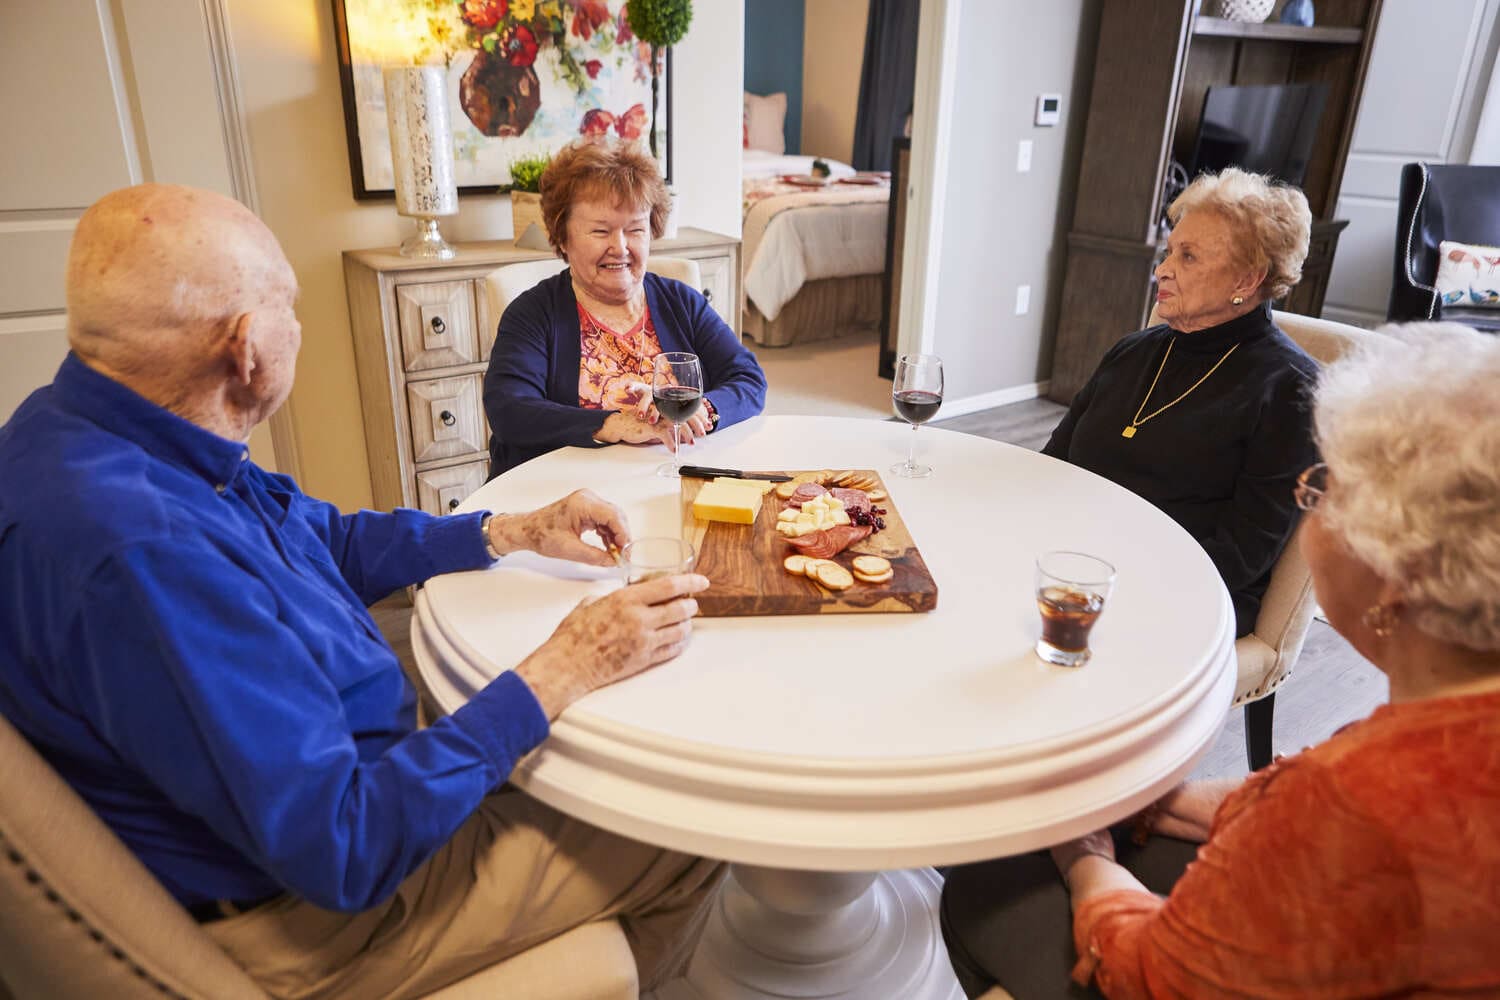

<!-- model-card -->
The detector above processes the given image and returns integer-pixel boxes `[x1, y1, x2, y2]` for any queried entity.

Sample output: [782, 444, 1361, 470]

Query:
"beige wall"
[801, 0, 868, 163]
[226, 1, 743, 512]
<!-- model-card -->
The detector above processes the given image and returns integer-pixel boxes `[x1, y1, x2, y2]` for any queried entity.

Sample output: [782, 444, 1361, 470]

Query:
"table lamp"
[383, 66, 458, 259]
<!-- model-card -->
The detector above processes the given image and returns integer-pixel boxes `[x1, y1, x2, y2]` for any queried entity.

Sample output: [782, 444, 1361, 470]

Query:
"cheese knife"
[677, 465, 793, 482]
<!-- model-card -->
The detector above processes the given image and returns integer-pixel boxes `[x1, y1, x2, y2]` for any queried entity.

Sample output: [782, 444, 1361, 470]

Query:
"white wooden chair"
[1142, 306, 1378, 768]
[0, 712, 637, 1000]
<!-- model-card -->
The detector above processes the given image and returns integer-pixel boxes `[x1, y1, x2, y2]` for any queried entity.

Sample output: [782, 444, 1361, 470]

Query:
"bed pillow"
[744, 92, 787, 155]
[1435, 240, 1500, 308]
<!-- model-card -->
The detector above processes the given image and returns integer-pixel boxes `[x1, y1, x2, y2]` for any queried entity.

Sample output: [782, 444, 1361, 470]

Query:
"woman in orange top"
[942, 322, 1500, 998]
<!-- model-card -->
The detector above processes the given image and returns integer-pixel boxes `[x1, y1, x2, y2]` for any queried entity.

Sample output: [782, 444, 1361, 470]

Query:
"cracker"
[852, 555, 891, 576]
[783, 554, 810, 575]
[802, 558, 834, 578]
[814, 562, 854, 591]
[853, 569, 894, 585]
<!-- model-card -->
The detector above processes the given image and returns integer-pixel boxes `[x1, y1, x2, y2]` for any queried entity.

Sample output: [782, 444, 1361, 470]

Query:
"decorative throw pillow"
[1434, 240, 1500, 308]
[743, 91, 787, 155]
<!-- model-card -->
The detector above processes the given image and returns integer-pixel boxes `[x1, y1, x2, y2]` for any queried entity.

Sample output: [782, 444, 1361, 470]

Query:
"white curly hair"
[1313, 322, 1500, 651]
[1168, 167, 1312, 301]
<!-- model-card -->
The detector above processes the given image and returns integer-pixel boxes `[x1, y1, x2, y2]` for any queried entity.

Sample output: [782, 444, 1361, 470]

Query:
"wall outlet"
[1015, 284, 1031, 315]
[1016, 140, 1033, 173]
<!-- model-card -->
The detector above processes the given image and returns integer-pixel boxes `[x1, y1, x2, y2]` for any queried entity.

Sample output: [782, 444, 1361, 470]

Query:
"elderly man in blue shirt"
[0, 183, 720, 998]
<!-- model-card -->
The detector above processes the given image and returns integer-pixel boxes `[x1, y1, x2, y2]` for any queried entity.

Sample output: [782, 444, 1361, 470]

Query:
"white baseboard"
[934, 380, 1051, 421]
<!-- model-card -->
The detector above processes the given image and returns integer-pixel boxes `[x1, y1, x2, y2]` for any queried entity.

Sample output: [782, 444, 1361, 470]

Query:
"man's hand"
[487, 490, 629, 568]
[515, 573, 710, 718]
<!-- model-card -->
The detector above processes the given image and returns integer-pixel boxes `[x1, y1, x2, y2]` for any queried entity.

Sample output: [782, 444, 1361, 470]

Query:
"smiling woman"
[482, 139, 767, 477]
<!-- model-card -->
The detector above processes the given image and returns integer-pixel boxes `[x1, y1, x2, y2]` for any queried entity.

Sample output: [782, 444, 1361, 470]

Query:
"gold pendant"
[1121, 426, 1137, 439]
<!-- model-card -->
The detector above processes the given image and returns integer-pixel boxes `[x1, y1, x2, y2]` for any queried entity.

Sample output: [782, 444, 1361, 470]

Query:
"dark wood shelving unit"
[1048, 0, 1383, 404]
[1193, 16, 1365, 43]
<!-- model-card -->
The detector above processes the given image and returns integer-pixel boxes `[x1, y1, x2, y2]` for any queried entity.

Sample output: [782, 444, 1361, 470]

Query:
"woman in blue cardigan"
[484, 140, 767, 477]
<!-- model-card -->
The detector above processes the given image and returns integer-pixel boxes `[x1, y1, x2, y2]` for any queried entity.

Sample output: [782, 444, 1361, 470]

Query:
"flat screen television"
[1189, 83, 1329, 188]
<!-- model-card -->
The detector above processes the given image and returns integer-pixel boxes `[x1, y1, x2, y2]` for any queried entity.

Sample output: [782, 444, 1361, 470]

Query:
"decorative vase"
[1214, 0, 1275, 21]
[1279, 0, 1315, 26]
[459, 51, 541, 138]
[659, 191, 679, 240]
[383, 67, 458, 260]
[510, 190, 546, 248]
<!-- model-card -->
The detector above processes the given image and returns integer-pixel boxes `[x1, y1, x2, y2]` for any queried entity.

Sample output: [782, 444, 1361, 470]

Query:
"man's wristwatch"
[480, 513, 503, 560]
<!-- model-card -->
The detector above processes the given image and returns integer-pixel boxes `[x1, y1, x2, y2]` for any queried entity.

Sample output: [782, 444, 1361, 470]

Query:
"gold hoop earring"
[1231, 295, 1245, 305]
[1361, 603, 1399, 638]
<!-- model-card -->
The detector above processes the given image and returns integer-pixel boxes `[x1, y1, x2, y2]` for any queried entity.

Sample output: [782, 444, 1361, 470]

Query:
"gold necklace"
[1121, 338, 1239, 438]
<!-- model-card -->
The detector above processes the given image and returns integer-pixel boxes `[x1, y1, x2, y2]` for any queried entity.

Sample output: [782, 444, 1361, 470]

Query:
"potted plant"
[508, 153, 550, 247]
[626, 0, 692, 164]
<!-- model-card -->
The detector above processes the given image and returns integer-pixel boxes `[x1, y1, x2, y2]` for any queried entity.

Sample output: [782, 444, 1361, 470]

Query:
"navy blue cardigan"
[483, 269, 767, 476]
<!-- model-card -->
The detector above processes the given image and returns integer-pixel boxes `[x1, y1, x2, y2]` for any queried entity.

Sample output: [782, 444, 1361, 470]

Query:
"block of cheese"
[692, 480, 764, 524]
[713, 477, 777, 496]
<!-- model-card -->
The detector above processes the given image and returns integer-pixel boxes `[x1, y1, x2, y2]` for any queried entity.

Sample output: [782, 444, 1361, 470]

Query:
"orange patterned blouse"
[1073, 689, 1500, 998]
[577, 302, 664, 413]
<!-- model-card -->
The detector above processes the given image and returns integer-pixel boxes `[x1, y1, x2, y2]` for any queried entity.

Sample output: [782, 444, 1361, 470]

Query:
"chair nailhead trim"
[0, 829, 190, 999]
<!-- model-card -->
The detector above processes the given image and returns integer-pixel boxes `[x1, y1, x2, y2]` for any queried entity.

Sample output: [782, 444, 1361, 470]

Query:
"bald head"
[67, 184, 293, 367]
[66, 184, 301, 438]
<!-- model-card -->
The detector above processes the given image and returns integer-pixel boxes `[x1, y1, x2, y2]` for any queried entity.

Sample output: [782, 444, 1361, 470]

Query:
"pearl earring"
[1361, 603, 1399, 638]
[1231, 295, 1245, 305]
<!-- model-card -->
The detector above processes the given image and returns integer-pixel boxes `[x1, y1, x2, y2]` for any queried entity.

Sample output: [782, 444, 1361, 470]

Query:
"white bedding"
[742, 150, 858, 180]
[741, 152, 887, 321]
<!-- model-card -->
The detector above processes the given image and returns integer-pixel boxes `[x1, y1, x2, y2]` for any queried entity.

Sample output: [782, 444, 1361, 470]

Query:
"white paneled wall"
[1323, 0, 1500, 327]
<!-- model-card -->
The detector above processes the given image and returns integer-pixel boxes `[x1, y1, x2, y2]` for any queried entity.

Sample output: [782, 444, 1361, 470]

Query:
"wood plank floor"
[375, 395, 1388, 779]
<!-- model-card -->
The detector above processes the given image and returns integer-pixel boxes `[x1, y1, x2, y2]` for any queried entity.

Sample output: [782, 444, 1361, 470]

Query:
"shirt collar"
[1168, 301, 1274, 354]
[52, 353, 250, 489]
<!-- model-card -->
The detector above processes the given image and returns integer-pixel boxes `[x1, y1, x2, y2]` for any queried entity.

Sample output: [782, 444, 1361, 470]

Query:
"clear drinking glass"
[1034, 551, 1116, 667]
[620, 537, 696, 584]
[651, 352, 705, 478]
[891, 353, 944, 478]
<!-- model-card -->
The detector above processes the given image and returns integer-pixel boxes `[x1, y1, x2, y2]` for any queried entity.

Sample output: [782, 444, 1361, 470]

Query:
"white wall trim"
[200, 0, 303, 483]
[898, 0, 963, 359]
[934, 380, 1051, 422]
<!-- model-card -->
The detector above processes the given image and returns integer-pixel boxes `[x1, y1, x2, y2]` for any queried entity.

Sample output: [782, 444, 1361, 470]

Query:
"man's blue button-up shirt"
[0, 356, 549, 911]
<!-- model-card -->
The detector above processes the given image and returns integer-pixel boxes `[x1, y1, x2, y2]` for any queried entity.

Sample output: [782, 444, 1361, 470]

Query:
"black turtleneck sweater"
[1043, 304, 1319, 636]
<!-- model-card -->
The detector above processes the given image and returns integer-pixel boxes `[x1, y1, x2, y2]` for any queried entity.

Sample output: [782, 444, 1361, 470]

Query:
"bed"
[740, 150, 891, 348]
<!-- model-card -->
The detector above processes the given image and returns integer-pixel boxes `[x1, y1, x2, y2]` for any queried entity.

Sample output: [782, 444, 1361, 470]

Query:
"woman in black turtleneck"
[1043, 168, 1319, 638]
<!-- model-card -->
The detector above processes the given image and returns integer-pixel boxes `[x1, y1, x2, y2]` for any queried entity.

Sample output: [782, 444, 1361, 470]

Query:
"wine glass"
[891, 353, 943, 478]
[651, 351, 704, 477]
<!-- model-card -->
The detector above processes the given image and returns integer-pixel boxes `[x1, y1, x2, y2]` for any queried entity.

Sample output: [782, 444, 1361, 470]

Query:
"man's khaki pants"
[204, 790, 724, 998]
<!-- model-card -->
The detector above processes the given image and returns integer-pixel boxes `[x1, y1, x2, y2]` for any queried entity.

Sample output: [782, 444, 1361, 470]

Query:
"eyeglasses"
[1294, 462, 1328, 512]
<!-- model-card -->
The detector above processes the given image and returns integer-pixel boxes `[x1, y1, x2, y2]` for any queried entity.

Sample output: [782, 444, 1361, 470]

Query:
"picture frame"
[331, 0, 672, 200]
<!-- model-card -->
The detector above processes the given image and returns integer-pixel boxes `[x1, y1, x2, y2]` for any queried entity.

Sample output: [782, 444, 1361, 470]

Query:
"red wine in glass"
[653, 385, 703, 424]
[652, 351, 705, 477]
[893, 390, 942, 425]
[891, 354, 943, 478]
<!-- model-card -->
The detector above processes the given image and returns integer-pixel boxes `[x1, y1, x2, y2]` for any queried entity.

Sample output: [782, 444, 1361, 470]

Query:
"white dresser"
[342, 229, 741, 514]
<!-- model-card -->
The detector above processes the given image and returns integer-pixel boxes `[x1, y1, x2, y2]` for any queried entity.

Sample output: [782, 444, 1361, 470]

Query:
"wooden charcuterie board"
[681, 470, 938, 617]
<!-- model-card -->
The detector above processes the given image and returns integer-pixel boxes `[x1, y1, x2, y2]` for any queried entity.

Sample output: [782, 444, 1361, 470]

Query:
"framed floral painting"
[332, 0, 672, 199]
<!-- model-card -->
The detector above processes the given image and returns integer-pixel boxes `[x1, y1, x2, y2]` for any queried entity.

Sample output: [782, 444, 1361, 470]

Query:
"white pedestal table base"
[648, 865, 962, 1000]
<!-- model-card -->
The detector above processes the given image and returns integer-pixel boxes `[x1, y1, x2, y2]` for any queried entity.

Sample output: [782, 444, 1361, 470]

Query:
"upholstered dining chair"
[0, 712, 637, 1000]
[482, 255, 703, 338]
[1142, 306, 1378, 770]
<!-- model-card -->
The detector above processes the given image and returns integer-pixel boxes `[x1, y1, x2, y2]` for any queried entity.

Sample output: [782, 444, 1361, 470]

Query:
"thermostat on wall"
[1035, 94, 1062, 127]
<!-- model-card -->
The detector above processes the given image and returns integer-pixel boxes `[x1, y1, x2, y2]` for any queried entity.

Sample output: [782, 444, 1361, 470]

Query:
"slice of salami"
[784, 524, 873, 559]
[829, 487, 871, 513]
[785, 482, 829, 509]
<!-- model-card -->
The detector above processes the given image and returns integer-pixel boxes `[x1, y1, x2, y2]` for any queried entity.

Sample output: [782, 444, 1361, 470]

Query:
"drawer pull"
[702, 287, 713, 303]
[440, 410, 456, 427]
[448, 498, 461, 511]
[430, 316, 447, 335]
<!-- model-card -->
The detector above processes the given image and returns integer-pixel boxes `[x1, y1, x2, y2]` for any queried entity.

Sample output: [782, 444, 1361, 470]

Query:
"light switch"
[1017, 140, 1033, 173]
[1015, 284, 1031, 315]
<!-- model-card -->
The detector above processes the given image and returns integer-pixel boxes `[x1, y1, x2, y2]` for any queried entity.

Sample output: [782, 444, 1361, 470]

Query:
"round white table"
[413, 415, 1236, 1000]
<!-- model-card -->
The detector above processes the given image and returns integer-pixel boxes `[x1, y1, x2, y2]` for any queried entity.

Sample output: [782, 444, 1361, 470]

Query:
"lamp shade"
[383, 66, 458, 219]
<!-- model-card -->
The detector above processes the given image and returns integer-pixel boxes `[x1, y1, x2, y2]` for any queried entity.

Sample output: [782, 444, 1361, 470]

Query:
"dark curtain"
[850, 0, 920, 172]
